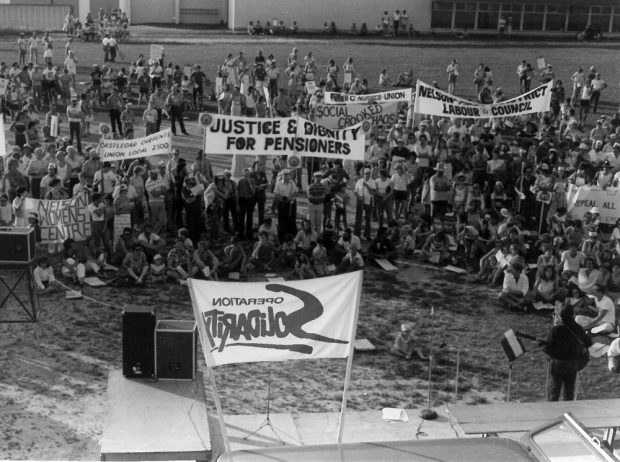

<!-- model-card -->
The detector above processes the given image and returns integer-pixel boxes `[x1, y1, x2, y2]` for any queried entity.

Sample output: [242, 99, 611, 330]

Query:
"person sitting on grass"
[33, 255, 58, 292]
[336, 245, 364, 274]
[311, 238, 328, 276]
[293, 252, 316, 280]
[247, 231, 275, 273]
[136, 223, 165, 260]
[113, 226, 135, 265]
[166, 238, 192, 284]
[399, 226, 416, 257]
[149, 254, 166, 284]
[390, 322, 426, 360]
[218, 235, 247, 279]
[122, 243, 148, 286]
[420, 230, 451, 264]
[575, 284, 616, 334]
[499, 261, 529, 310]
[533, 265, 559, 303]
[368, 226, 397, 264]
[192, 240, 219, 280]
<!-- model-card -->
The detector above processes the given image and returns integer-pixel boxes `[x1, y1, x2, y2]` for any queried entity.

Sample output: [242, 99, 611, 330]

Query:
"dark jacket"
[544, 323, 592, 362]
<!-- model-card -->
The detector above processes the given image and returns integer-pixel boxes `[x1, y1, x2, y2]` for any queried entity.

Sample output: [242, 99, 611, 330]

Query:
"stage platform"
[100, 370, 211, 461]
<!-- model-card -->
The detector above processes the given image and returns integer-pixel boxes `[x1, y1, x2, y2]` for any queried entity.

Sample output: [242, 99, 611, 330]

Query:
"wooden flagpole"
[186, 278, 231, 454]
[336, 270, 363, 444]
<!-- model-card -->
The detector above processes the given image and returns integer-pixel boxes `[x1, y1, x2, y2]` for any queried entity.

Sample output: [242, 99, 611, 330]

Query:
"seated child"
[390, 322, 426, 360]
[33, 256, 57, 292]
[149, 254, 166, 283]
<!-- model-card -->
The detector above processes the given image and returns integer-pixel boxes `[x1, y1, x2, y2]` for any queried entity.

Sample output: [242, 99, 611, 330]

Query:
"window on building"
[590, 6, 612, 32]
[501, 3, 523, 32]
[477, 2, 500, 29]
[522, 4, 544, 30]
[431, 1, 454, 29]
[545, 5, 567, 31]
[454, 2, 476, 30]
[567, 5, 589, 31]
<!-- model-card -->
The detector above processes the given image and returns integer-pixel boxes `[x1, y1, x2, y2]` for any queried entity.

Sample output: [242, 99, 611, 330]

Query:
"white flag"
[188, 272, 362, 366]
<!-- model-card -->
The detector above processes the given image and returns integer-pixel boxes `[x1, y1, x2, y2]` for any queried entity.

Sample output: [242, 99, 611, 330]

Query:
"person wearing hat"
[38, 163, 58, 199]
[93, 160, 119, 195]
[429, 162, 451, 218]
[390, 322, 426, 360]
[273, 169, 298, 241]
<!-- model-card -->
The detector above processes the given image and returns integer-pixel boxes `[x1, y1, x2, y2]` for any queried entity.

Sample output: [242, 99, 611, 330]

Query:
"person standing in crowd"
[107, 87, 123, 137]
[446, 59, 458, 95]
[149, 86, 165, 131]
[17, 33, 27, 67]
[66, 96, 82, 153]
[42, 31, 53, 65]
[29, 32, 39, 65]
[166, 83, 188, 136]
[236, 168, 256, 241]
[251, 161, 269, 226]
[307, 171, 328, 233]
[273, 169, 297, 241]
[541, 303, 592, 401]
[143, 100, 158, 136]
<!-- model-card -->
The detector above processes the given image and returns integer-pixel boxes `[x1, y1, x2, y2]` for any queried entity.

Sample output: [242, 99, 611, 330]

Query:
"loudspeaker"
[122, 305, 156, 378]
[155, 320, 197, 380]
[0, 228, 36, 264]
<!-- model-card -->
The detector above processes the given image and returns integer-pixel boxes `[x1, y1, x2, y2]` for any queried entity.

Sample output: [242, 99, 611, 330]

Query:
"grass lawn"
[0, 29, 619, 460]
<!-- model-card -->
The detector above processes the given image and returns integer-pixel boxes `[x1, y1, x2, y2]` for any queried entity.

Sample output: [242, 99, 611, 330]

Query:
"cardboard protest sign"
[314, 101, 401, 129]
[100, 129, 172, 161]
[188, 271, 362, 366]
[202, 114, 365, 161]
[21, 193, 91, 243]
[414, 80, 552, 118]
[324, 88, 412, 104]
[566, 185, 620, 225]
[150, 44, 163, 61]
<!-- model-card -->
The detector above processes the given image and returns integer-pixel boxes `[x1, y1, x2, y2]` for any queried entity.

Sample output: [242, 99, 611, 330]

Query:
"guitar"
[515, 330, 544, 346]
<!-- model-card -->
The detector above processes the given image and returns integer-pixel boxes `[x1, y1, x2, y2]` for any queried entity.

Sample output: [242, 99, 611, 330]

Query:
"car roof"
[218, 437, 538, 462]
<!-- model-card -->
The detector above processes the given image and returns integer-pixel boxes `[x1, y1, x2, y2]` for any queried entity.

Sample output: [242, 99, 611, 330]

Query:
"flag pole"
[336, 270, 363, 444]
[187, 279, 231, 454]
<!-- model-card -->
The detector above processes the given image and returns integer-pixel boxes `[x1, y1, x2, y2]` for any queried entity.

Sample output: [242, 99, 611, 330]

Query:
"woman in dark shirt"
[542, 302, 592, 401]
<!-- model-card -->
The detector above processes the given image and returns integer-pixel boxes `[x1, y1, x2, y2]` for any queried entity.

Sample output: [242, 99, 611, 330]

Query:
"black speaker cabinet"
[122, 305, 156, 378]
[0, 228, 36, 263]
[155, 320, 197, 380]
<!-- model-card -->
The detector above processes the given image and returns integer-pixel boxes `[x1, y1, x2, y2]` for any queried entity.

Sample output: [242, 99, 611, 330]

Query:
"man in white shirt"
[590, 72, 607, 113]
[446, 59, 459, 95]
[101, 34, 110, 62]
[137, 223, 165, 258]
[145, 169, 167, 233]
[93, 161, 118, 195]
[354, 168, 376, 239]
[499, 261, 529, 310]
[576, 284, 616, 334]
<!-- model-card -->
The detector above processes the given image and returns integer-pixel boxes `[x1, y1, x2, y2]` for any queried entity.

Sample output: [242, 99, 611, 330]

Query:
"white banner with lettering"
[314, 101, 401, 129]
[566, 185, 620, 225]
[100, 129, 172, 161]
[202, 114, 366, 161]
[188, 272, 362, 366]
[324, 88, 412, 104]
[414, 80, 552, 118]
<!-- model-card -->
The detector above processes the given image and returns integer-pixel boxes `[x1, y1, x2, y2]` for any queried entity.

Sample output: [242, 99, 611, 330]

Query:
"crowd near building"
[0, 1, 619, 399]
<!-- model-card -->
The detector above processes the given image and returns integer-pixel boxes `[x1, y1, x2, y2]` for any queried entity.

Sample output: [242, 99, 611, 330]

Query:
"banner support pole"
[187, 279, 231, 454]
[336, 270, 363, 444]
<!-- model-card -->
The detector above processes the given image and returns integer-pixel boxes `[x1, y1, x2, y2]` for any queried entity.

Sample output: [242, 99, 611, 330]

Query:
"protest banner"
[324, 88, 412, 104]
[100, 129, 172, 161]
[21, 193, 91, 243]
[113, 213, 131, 247]
[566, 185, 620, 225]
[537, 57, 546, 70]
[202, 114, 365, 161]
[314, 101, 401, 129]
[150, 44, 163, 61]
[414, 80, 552, 118]
[0, 78, 8, 96]
[187, 271, 362, 366]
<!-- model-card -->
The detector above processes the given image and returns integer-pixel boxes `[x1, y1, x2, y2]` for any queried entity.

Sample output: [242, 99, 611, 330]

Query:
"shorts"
[394, 190, 408, 201]
[580, 99, 590, 108]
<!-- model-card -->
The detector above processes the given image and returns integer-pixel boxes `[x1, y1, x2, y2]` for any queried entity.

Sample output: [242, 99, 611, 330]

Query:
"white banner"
[324, 88, 412, 104]
[414, 80, 552, 118]
[314, 101, 401, 129]
[566, 185, 620, 225]
[150, 44, 163, 61]
[188, 272, 362, 366]
[100, 129, 172, 161]
[50, 114, 59, 138]
[202, 114, 365, 161]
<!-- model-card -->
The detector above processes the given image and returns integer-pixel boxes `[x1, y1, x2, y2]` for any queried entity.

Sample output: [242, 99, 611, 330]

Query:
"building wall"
[90, 0, 119, 15]
[0, 4, 69, 30]
[129, 0, 174, 23]
[229, 0, 432, 32]
[179, 0, 226, 25]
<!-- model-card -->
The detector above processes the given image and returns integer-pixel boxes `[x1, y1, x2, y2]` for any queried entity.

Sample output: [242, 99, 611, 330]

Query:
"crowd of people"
[1, 31, 620, 389]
